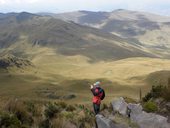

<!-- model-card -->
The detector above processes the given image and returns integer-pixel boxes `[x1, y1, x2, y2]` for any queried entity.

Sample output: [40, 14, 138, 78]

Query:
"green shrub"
[77, 114, 95, 128]
[143, 85, 164, 102]
[66, 105, 76, 112]
[163, 85, 170, 101]
[0, 113, 21, 128]
[143, 92, 152, 102]
[44, 103, 61, 119]
[57, 102, 67, 109]
[60, 111, 74, 119]
[50, 118, 65, 128]
[39, 119, 51, 128]
[5, 100, 33, 125]
[143, 101, 158, 113]
[25, 101, 42, 117]
[124, 97, 137, 103]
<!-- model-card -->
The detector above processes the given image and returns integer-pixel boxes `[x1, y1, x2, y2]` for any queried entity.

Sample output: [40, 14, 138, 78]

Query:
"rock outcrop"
[96, 114, 127, 128]
[0, 54, 33, 69]
[128, 103, 169, 128]
[111, 97, 128, 116]
[111, 97, 170, 128]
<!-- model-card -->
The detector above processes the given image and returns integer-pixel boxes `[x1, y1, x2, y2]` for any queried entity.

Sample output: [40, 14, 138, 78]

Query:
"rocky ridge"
[96, 97, 170, 128]
[0, 54, 33, 69]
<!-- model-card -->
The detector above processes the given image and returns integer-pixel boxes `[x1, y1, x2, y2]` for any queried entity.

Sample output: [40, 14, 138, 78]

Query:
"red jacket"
[91, 87, 102, 105]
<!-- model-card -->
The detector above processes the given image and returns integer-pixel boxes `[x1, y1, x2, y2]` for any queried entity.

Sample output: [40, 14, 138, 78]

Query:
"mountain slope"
[52, 9, 170, 58]
[0, 12, 156, 62]
[1, 12, 170, 101]
[53, 9, 170, 36]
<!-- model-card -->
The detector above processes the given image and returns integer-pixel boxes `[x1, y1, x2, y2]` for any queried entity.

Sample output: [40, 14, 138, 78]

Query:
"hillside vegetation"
[0, 12, 155, 62]
[53, 9, 170, 58]
[0, 12, 170, 104]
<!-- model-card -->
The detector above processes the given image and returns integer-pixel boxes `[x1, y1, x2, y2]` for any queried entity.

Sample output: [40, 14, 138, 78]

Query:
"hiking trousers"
[93, 103, 100, 115]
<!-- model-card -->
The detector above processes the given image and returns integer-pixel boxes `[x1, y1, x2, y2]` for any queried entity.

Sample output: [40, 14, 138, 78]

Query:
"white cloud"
[0, 0, 6, 4]
[0, 0, 39, 5]
[0, 0, 170, 15]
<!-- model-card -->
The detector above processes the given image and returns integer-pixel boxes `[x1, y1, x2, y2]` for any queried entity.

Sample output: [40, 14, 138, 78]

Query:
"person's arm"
[91, 88, 99, 96]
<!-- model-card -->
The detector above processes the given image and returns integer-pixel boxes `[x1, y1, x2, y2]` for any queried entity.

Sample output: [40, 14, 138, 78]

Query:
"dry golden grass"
[32, 52, 170, 86]
[1, 43, 170, 103]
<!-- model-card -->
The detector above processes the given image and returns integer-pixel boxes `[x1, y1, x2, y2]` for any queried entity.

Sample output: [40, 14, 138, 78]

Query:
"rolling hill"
[0, 12, 170, 102]
[51, 9, 170, 58]
[0, 12, 156, 62]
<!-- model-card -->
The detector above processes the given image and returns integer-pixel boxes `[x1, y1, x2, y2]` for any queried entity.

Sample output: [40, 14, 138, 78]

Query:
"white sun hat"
[93, 81, 101, 87]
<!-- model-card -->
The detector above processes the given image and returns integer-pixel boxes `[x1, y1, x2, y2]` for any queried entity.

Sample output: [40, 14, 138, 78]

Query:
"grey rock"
[96, 114, 127, 128]
[133, 112, 170, 128]
[128, 103, 170, 128]
[127, 103, 143, 120]
[110, 97, 170, 128]
[111, 97, 128, 116]
[96, 114, 116, 128]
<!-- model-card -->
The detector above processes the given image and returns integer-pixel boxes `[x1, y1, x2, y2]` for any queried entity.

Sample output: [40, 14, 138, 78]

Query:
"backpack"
[98, 88, 105, 100]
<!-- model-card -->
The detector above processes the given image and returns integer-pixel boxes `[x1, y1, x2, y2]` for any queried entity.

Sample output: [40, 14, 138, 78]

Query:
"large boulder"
[130, 111, 170, 128]
[96, 114, 116, 128]
[127, 103, 143, 120]
[95, 114, 127, 128]
[111, 97, 170, 128]
[111, 97, 128, 116]
[128, 103, 170, 128]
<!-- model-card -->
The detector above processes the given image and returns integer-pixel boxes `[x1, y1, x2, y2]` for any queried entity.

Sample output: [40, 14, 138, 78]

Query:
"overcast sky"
[0, 0, 170, 16]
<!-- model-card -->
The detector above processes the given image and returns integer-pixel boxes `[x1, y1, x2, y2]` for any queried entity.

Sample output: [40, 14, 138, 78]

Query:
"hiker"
[90, 81, 105, 115]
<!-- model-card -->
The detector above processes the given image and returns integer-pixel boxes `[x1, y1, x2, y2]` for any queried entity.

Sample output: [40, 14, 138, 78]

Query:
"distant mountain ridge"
[1, 11, 170, 103]
[0, 12, 156, 62]
[49, 9, 170, 59]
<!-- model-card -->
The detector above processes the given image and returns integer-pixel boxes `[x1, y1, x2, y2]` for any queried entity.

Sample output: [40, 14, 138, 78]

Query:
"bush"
[25, 101, 42, 117]
[143, 92, 152, 102]
[44, 103, 61, 119]
[39, 119, 51, 128]
[0, 113, 21, 128]
[5, 99, 33, 125]
[60, 111, 74, 119]
[50, 118, 65, 128]
[57, 102, 67, 109]
[66, 105, 76, 112]
[143, 85, 164, 102]
[77, 113, 95, 128]
[143, 101, 158, 113]
[163, 85, 170, 101]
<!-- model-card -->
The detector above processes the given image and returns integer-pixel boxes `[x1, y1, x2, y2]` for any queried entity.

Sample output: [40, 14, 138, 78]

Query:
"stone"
[96, 114, 115, 128]
[127, 103, 143, 120]
[111, 97, 128, 116]
[96, 114, 128, 128]
[134, 112, 170, 128]
[128, 103, 170, 128]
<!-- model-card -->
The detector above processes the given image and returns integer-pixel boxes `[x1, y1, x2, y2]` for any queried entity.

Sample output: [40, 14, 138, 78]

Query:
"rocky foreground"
[96, 97, 170, 128]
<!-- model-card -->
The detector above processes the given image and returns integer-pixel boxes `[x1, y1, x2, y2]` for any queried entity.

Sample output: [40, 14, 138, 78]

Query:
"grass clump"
[39, 119, 51, 128]
[0, 113, 21, 128]
[5, 99, 33, 126]
[143, 85, 164, 102]
[0, 99, 96, 128]
[143, 101, 158, 113]
[143, 78, 170, 102]
[66, 105, 76, 112]
[44, 103, 61, 119]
